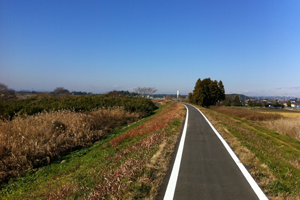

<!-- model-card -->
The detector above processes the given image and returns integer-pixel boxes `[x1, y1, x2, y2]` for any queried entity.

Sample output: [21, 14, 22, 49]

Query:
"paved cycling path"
[157, 103, 267, 200]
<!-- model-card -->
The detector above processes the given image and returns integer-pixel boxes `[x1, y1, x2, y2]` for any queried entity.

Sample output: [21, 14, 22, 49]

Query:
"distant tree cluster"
[53, 87, 70, 95]
[272, 100, 284, 108]
[222, 96, 232, 106]
[247, 100, 263, 107]
[0, 83, 17, 101]
[107, 90, 138, 97]
[188, 78, 225, 107]
[107, 90, 123, 97]
[71, 91, 92, 95]
[122, 90, 138, 97]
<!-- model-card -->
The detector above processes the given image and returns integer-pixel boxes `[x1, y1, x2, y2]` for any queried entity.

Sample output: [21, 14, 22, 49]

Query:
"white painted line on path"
[189, 104, 268, 200]
[163, 104, 189, 200]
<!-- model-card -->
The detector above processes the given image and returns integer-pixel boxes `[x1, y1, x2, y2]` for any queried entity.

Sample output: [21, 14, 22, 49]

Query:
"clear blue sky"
[1, 0, 300, 97]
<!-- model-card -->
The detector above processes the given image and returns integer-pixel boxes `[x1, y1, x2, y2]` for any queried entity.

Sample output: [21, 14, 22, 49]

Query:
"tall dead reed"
[264, 117, 300, 140]
[0, 107, 139, 184]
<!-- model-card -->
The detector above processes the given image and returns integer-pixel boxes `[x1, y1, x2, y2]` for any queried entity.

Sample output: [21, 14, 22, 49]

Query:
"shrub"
[0, 95, 156, 120]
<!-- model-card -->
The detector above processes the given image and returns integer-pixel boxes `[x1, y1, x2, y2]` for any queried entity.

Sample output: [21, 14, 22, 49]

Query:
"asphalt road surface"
[157, 103, 263, 200]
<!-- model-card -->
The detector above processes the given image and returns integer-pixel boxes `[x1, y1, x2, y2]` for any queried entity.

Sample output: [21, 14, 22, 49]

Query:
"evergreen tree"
[188, 92, 193, 103]
[217, 80, 225, 102]
[201, 78, 212, 106]
[192, 79, 203, 105]
[232, 95, 241, 106]
[189, 78, 226, 107]
[248, 100, 253, 107]
[209, 80, 219, 105]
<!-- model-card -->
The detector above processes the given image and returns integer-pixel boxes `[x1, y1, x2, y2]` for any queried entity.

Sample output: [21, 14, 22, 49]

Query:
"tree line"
[188, 78, 225, 107]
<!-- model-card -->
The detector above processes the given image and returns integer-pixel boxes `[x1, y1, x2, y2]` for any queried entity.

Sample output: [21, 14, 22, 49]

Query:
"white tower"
[177, 90, 179, 98]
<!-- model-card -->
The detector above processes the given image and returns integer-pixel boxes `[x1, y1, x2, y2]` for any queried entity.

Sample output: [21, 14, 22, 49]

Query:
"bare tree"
[53, 87, 70, 95]
[133, 87, 157, 96]
[133, 87, 141, 95]
[146, 87, 157, 95]
[0, 83, 8, 94]
[0, 83, 17, 101]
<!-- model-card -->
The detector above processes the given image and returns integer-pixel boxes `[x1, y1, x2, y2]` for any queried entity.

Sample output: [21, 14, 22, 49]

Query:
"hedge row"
[0, 95, 157, 119]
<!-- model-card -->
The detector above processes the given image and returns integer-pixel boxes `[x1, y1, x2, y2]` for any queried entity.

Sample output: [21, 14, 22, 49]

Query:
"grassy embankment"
[198, 106, 300, 199]
[0, 102, 186, 199]
[0, 95, 156, 184]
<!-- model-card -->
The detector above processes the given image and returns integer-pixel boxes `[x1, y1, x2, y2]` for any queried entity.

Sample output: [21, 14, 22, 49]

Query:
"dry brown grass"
[214, 107, 300, 141]
[151, 100, 170, 107]
[264, 112, 300, 118]
[108, 103, 183, 147]
[160, 100, 170, 104]
[151, 100, 170, 104]
[264, 117, 300, 140]
[86, 133, 164, 199]
[32, 103, 185, 200]
[210, 106, 300, 141]
[0, 107, 140, 184]
[210, 106, 283, 121]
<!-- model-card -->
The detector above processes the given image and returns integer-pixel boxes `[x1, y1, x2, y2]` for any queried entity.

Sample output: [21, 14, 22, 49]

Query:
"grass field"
[200, 105, 300, 199]
[0, 102, 186, 199]
[279, 113, 300, 117]
[256, 110, 300, 140]
[209, 106, 283, 121]
[261, 112, 300, 118]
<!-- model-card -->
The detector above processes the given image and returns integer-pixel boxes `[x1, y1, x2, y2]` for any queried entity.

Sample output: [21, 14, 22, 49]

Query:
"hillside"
[226, 93, 250, 101]
[0, 102, 186, 199]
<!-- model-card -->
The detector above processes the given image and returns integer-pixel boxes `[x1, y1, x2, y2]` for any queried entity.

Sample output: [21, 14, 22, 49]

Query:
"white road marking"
[190, 104, 268, 200]
[163, 104, 189, 200]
